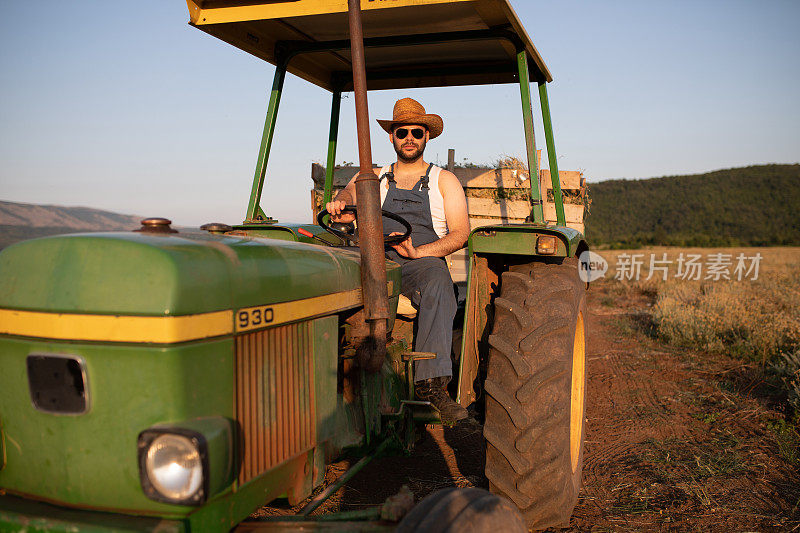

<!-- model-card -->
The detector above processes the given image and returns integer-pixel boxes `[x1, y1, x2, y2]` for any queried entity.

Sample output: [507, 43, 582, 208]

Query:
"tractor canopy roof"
[186, 0, 552, 91]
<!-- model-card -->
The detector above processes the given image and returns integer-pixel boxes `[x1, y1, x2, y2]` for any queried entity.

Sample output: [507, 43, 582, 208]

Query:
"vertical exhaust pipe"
[348, 0, 388, 372]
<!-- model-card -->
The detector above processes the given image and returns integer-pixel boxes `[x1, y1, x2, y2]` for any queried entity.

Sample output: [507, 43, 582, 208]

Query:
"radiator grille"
[235, 321, 316, 485]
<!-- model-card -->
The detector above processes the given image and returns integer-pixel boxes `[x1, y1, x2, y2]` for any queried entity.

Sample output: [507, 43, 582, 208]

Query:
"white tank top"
[378, 164, 448, 239]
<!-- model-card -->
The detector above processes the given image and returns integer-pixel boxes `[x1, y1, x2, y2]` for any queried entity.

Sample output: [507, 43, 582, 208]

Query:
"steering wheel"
[317, 205, 412, 246]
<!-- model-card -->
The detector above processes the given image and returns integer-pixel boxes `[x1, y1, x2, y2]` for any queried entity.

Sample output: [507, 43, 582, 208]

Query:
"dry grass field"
[568, 246, 800, 530]
[598, 247, 800, 419]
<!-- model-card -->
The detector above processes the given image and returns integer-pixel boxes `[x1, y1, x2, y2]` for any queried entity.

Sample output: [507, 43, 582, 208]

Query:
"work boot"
[415, 377, 469, 424]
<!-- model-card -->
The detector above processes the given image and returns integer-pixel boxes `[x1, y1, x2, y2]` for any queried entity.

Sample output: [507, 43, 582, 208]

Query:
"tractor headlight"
[147, 434, 202, 499]
[138, 429, 208, 505]
[536, 235, 557, 255]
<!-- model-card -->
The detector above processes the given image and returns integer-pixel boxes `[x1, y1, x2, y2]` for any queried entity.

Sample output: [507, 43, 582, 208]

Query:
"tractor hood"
[0, 230, 403, 516]
[0, 230, 399, 321]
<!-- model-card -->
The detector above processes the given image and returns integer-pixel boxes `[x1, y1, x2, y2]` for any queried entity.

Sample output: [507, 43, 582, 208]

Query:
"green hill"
[584, 164, 800, 248]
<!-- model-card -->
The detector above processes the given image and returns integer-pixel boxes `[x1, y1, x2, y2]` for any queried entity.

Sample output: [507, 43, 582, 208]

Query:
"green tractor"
[0, 1, 588, 531]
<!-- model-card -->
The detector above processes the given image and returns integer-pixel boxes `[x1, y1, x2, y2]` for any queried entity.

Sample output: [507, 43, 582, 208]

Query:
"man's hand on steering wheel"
[317, 205, 412, 246]
[388, 232, 420, 259]
[325, 200, 356, 223]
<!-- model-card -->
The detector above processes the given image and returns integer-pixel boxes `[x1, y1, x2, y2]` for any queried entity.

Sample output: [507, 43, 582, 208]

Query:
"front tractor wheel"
[483, 256, 587, 530]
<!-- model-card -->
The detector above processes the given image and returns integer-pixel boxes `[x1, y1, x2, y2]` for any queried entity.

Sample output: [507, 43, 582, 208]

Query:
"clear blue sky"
[1, 1, 798, 226]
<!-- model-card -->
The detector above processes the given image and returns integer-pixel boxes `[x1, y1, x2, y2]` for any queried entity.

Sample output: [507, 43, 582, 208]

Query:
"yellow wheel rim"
[570, 311, 586, 474]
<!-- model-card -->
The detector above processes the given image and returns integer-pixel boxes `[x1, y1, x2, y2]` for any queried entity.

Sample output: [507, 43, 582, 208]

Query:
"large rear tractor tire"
[483, 256, 587, 530]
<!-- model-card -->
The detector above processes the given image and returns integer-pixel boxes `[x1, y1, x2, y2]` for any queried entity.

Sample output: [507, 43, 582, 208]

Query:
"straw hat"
[377, 97, 443, 139]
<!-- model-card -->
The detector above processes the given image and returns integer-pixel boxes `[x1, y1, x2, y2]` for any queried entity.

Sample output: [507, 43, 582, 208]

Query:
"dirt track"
[257, 281, 800, 531]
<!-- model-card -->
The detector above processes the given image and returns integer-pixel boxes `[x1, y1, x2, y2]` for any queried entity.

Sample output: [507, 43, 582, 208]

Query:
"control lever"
[298, 227, 334, 245]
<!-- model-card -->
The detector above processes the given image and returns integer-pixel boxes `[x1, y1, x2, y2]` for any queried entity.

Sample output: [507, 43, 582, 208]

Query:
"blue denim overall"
[382, 163, 456, 382]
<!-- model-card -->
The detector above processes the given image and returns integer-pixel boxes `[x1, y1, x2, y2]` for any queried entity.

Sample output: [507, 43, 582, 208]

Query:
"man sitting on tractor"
[326, 97, 470, 423]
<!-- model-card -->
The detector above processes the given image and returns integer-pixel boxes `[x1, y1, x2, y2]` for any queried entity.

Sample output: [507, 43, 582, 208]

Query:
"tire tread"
[483, 257, 587, 530]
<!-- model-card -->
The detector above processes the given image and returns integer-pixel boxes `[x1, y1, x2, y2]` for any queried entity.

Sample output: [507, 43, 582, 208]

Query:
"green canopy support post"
[516, 50, 544, 224]
[245, 62, 287, 222]
[323, 90, 342, 206]
[538, 81, 565, 226]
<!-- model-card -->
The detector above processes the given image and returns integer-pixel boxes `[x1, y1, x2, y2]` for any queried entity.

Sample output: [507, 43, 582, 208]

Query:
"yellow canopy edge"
[186, 0, 552, 91]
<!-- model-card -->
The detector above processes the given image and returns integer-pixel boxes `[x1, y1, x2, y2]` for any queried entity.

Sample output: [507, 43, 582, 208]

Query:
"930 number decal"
[236, 305, 274, 332]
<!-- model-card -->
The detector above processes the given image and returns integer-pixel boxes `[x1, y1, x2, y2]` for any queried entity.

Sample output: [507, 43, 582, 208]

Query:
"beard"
[394, 138, 426, 163]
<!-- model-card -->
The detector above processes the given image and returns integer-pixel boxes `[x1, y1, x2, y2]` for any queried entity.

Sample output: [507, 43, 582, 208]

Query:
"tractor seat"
[396, 294, 417, 318]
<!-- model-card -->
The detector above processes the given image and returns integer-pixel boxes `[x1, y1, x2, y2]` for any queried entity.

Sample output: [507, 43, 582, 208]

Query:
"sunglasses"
[394, 127, 426, 140]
